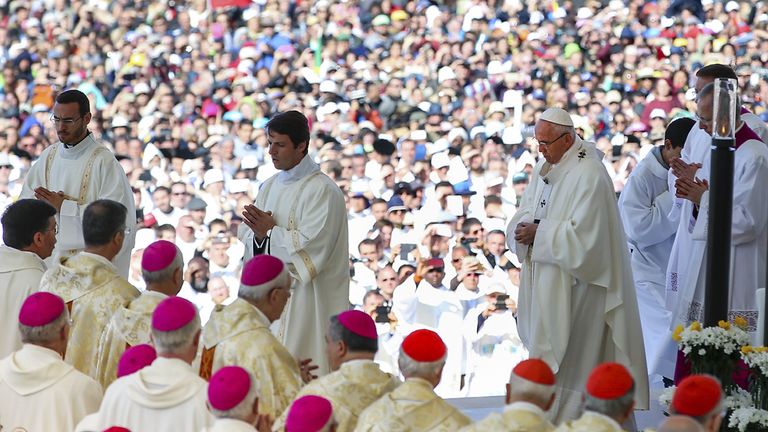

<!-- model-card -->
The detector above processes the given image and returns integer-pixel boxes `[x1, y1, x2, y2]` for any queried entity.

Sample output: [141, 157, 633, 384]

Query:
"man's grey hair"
[696, 82, 741, 112]
[18, 308, 69, 344]
[210, 371, 259, 421]
[507, 372, 556, 407]
[142, 248, 183, 285]
[583, 382, 635, 419]
[657, 415, 705, 432]
[151, 315, 201, 355]
[238, 267, 291, 303]
[398, 350, 446, 379]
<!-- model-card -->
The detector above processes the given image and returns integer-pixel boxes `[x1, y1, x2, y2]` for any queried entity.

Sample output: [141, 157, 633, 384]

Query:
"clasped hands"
[34, 187, 66, 212]
[671, 159, 708, 205]
[242, 204, 276, 239]
[514, 222, 538, 245]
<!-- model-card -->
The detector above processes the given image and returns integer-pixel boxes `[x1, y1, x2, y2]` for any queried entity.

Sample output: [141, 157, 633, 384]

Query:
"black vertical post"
[704, 137, 734, 327]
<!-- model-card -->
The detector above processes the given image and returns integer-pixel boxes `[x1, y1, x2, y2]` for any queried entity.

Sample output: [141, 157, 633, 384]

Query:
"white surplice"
[238, 154, 349, 375]
[94, 357, 214, 432]
[668, 124, 768, 334]
[20, 133, 136, 278]
[0, 245, 46, 358]
[618, 147, 678, 378]
[506, 137, 648, 423]
[201, 418, 256, 432]
[0, 344, 102, 432]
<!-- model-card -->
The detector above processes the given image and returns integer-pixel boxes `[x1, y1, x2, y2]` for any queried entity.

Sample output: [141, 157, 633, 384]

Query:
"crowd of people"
[0, 0, 768, 430]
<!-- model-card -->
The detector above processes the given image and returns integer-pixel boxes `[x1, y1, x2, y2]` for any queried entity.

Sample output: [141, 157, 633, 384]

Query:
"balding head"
[657, 415, 704, 432]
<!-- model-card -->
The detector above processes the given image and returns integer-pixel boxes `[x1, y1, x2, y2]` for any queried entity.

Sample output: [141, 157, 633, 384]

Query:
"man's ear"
[664, 138, 673, 150]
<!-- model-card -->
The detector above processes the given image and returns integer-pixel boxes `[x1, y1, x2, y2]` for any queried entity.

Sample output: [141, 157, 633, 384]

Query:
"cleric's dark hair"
[56, 89, 91, 116]
[695, 64, 738, 80]
[266, 111, 310, 154]
[328, 314, 378, 354]
[665, 117, 696, 149]
[1, 199, 56, 249]
[83, 199, 128, 246]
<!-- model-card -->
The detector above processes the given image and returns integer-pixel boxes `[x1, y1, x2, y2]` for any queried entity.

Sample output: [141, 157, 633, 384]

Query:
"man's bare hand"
[34, 187, 65, 212]
[670, 159, 702, 181]
[242, 204, 276, 239]
[514, 222, 538, 245]
[298, 358, 318, 383]
[675, 177, 709, 205]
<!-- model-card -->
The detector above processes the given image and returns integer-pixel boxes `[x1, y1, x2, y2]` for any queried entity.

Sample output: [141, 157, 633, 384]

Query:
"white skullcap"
[539, 108, 574, 127]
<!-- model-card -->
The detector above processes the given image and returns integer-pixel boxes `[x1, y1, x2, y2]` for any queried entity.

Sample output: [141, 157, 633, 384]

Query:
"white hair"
[210, 371, 259, 421]
[151, 315, 201, 355]
[238, 266, 291, 302]
[507, 372, 556, 406]
[18, 308, 69, 344]
[142, 249, 183, 284]
[583, 383, 636, 419]
[398, 349, 446, 379]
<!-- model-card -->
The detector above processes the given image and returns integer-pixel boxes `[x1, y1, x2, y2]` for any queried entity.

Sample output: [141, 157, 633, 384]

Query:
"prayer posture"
[669, 375, 724, 432]
[238, 110, 349, 375]
[199, 255, 306, 420]
[0, 292, 102, 432]
[619, 118, 695, 379]
[203, 366, 261, 432]
[274, 310, 399, 432]
[20, 89, 136, 277]
[670, 82, 768, 334]
[355, 329, 471, 431]
[460, 358, 556, 432]
[40, 199, 139, 380]
[507, 107, 648, 421]
[94, 296, 214, 431]
[95, 240, 184, 388]
[0, 199, 57, 358]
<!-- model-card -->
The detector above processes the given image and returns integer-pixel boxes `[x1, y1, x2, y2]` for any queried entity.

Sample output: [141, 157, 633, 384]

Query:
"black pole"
[704, 137, 734, 327]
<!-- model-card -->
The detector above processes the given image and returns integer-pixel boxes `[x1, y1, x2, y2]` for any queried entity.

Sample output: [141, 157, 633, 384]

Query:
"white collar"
[277, 154, 319, 185]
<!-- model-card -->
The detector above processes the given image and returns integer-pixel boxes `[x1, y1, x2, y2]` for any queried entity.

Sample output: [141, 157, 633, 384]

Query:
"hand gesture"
[670, 158, 702, 181]
[256, 414, 274, 432]
[242, 204, 276, 239]
[298, 358, 318, 383]
[34, 187, 65, 212]
[514, 222, 538, 246]
[675, 177, 709, 205]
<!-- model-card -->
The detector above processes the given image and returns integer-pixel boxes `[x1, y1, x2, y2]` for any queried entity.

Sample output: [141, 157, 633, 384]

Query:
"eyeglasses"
[123, 227, 132, 236]
[0, 165, 11, 170]
[379, 277, 397, 282]
[172, 192, 189, 196]
[470, 228, 485, 235]
[535, 132, 569, 147]
[696, 114, 713, 126]
[45, 224, 59, 235]
[50, 115, 84, 126]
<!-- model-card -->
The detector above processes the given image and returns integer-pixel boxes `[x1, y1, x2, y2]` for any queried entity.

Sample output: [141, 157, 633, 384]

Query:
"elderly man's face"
[535, 121, 573, 165]
[696, 94, 714, 136]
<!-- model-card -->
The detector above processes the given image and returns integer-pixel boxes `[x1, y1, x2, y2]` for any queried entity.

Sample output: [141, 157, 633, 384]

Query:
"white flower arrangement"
[673, 320, 751, 356]
[728, 407, 768, 432]
[742, 347, 768, 377]
[658, 386, 675, 410]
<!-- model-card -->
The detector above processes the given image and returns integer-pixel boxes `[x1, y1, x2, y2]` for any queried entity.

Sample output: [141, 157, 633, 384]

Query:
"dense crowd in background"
[0, 0, 767, 397]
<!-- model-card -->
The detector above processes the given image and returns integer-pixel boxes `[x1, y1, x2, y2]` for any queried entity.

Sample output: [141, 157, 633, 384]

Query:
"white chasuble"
[238, 155, 350, 375]
[20, 134, 137, 277]
[506, 137, 648, 423]
[0, 245, 46, 358]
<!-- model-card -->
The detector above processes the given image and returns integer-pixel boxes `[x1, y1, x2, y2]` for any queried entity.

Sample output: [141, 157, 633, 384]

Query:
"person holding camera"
[462, 283, 526, 397]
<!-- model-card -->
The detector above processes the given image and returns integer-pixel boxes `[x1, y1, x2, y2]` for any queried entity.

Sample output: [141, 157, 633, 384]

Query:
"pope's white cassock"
[238, 154, 349, 375]
[618, 146, 679, 378]
[0, 344, 103, 432]
[0, 245, 46, 358]
[94, 357, 214, 431]
[667, 123, 768, 335]
[20, 134, 136, 277]
[507, 136, 648, 422]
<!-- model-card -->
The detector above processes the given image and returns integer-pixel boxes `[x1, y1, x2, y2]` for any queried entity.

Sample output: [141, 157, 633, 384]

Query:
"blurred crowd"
[1, 0, 768, 397]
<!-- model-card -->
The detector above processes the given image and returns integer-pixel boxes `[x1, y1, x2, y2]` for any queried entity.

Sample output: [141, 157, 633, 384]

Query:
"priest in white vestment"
[618, 118, 696, 379]
[202, 366, 261, 432]
[669, 83, 768, 335]
[0, 292, 102, 432]
[237, 111, 349, 375]
[93, 296, 214, 431]
[460, 358, 556, 432]
[20, 90, 136, 278]
[0, 199, 57, 358]
[507, 108, 648, 423]
[95, 240, 183, 388]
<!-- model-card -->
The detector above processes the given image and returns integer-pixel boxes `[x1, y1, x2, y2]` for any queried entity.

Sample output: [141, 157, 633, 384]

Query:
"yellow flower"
[672, 324, 684, 342]
[734, 316, 748, 330]
[742, 345, 754, 354]
[690, 321, 702, 332]
[718, 320, 731, 330]
[757, 347, 768, 353]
